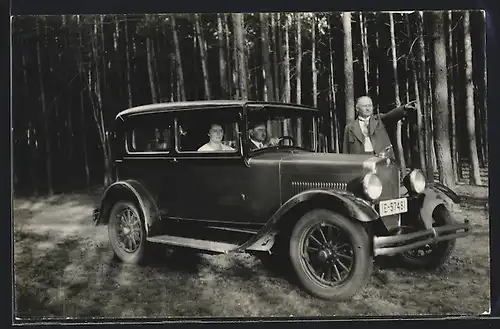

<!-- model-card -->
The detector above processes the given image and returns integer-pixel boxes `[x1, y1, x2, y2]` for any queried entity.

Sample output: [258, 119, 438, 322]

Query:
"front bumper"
[373, 219, 471, 256]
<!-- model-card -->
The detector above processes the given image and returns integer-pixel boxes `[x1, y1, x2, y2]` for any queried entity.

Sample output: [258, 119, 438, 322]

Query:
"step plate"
[147, 235, 238, 253]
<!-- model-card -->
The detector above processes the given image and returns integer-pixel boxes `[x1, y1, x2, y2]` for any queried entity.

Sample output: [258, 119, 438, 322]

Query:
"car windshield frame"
[245, 104, 320, 153]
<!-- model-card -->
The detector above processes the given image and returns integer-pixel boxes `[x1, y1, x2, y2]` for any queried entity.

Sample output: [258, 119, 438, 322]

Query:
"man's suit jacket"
[342, 106, 408, 155]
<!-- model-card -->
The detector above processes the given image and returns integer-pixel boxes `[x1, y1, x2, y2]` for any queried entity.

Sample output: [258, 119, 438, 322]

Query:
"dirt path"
[13, 192, 491, 319]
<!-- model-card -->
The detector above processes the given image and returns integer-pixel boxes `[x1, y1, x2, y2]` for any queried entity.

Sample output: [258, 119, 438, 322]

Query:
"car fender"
[427, 181, 461, 204]
[95, 180, 160, 235]
[232, 189, 379, 253]
[418, 187, 449, 230]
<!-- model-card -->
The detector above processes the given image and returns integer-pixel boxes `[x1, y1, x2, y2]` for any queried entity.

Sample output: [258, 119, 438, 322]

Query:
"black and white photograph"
[11, 10, 490, 319]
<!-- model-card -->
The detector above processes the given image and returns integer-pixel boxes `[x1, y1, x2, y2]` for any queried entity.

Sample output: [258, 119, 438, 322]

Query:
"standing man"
[343, 96, 416, 155]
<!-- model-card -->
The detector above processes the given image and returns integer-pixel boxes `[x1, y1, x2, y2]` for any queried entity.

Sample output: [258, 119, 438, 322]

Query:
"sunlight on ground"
[13, 191, 491, 318]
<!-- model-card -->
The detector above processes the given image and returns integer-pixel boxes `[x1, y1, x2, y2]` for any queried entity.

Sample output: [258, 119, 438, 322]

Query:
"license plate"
[379, 197, 408, 217]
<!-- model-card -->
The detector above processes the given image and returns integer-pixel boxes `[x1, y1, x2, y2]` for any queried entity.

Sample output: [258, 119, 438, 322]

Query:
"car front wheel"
[108, 201, 148, 264]
[398, 205, 457, 270]
[289, 209, 373, 300]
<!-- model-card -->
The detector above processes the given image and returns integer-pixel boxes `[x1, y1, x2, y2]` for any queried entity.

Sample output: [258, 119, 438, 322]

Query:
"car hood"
[248, 149, 373, 182]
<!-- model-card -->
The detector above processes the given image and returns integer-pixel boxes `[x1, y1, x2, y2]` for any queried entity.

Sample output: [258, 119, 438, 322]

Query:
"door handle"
[171, 158, 178, 164]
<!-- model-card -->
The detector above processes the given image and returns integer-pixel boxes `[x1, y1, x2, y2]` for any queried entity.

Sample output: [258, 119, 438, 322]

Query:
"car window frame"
[123, 112, 175, 156]
[173, 107, 245, 159]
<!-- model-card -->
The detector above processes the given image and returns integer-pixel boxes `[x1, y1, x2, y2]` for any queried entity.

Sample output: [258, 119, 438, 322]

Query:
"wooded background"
[11, 11, 488, 196]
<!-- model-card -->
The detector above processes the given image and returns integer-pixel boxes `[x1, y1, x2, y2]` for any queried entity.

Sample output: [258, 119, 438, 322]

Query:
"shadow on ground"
[13, 191, 491, 319]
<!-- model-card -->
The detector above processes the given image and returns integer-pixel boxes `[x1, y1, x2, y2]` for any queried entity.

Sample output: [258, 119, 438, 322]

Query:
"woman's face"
[208, 124, 224, 143]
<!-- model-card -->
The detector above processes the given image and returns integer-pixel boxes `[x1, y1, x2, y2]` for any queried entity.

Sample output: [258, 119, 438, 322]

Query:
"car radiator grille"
[375, 161, 401, 230]
[376, 162, 400, 201]
[291, 181, 347, 195]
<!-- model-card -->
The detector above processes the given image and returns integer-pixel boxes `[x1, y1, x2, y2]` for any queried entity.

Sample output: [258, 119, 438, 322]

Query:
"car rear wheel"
[398, 205, 457, 270]
[108, 201, 148, 264]
[289, 209, 373, 300]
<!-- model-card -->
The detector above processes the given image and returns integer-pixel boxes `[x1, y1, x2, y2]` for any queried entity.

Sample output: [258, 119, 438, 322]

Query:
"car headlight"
[362, 173, 383, 200]
[404, 169, 426, 194]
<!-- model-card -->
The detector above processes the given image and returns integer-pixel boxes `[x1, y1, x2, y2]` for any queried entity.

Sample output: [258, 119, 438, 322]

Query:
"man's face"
[356, 97, 374, 118]
[251, 124, 267, 142]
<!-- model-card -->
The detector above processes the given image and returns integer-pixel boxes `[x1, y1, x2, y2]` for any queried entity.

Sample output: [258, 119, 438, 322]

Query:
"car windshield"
[247, 107, 318, 152]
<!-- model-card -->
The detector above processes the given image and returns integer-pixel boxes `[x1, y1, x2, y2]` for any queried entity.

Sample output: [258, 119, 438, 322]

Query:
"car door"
[169, 109, 280, 226]
[118, 112, 179, 218]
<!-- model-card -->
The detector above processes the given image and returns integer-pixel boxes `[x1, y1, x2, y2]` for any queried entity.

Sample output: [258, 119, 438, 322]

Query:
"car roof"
[115, 100, 319, 120]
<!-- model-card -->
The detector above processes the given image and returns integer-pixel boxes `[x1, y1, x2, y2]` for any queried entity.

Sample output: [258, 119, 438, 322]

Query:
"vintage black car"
[92, 100, 471, 300]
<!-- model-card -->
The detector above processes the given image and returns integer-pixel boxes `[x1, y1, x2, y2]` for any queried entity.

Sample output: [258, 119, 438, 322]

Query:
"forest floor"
[13, 185, 490, 319]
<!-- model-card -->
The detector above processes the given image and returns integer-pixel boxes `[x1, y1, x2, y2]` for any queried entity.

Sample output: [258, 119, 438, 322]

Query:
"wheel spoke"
[317, 226, 328, 245]
[336, 258, 350, 272]
[333, 264, 342, 282]
[309, 235, 323, 247]
[327, 225, 335, 243]
[337, 252, 352, 261]
[307, 246, 319, 252]
[335, 243, 350, 251]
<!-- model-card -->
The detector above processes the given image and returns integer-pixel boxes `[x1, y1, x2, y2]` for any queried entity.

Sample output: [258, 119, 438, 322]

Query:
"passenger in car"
[197, 123, 236, 152]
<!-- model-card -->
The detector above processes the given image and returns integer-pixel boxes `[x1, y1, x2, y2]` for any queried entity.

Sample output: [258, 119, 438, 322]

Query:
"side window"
[126, 113, 173, 153]
[176, 110, 240, 153]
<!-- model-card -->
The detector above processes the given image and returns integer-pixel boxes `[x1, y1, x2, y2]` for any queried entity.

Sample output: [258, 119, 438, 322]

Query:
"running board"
[147, 235, 239, 254]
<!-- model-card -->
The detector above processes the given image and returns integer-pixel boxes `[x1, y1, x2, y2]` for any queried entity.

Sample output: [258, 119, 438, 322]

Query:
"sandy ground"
[13, 189, 490, 319]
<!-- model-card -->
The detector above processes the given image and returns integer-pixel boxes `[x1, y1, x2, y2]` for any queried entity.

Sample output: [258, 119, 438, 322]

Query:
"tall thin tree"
[431, 11, 456, 189]
[389, 13, 406, 174]
[234, 14, 248, 100]
[195, 14, 211, 100]
[343, 12, 355, 122]
[463, 11, 482, 185]
[36, 17, 53, 195]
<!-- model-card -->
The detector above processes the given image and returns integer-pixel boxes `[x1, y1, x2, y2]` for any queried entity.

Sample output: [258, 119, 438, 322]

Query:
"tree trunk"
[80, 89, 91, 191]
[21, 43, 38, 195]
[405, 14, 427, 172]
[36, 18, 53, 196]
[482, 11, 488, 164]
[260, 13, 274, 102]
[343, 12, 355, 122]
[446, 11, 458, 182]
[152, 35, 162, 101]
[232, 17, 241, 99]
[389, 13, 406, 174]
[431, 12, 456, 189]
[92, 19, 113, 187]
[195, 14, 211, 100]
[224, 14, 233, 98]
[217, 14, 228, 98]
[360, 13, 369, 94]
[271, 14, 280, 101]
[311, 14, 318, 107]
[171, 16, 186, 101]
[328, 20, 339, 152]
[234, 14, 248, 100]
[463, 11, 482, 185]
[295, 14, 302, 104]
[295, 14, 303, 145]
[146, 37, 158, 103]
[124, 15, 133, 107]
[374, 28, 380, 114]
[283, 14, 291, 103]
[417, 11, 434, 181]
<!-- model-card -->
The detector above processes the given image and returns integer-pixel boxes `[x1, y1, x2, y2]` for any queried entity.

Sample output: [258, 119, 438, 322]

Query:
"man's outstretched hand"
[403, 100, 418, 111]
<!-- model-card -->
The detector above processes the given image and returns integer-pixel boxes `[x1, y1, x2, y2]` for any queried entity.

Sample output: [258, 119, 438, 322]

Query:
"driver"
[248, 121, 279, 150]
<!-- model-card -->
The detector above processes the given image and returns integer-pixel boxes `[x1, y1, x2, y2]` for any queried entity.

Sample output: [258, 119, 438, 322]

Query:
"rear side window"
[126, 113, 173, 153]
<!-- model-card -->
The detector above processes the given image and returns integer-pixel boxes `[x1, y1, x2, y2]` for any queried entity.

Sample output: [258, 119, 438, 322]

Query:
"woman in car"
[197, 123, 235, 152]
